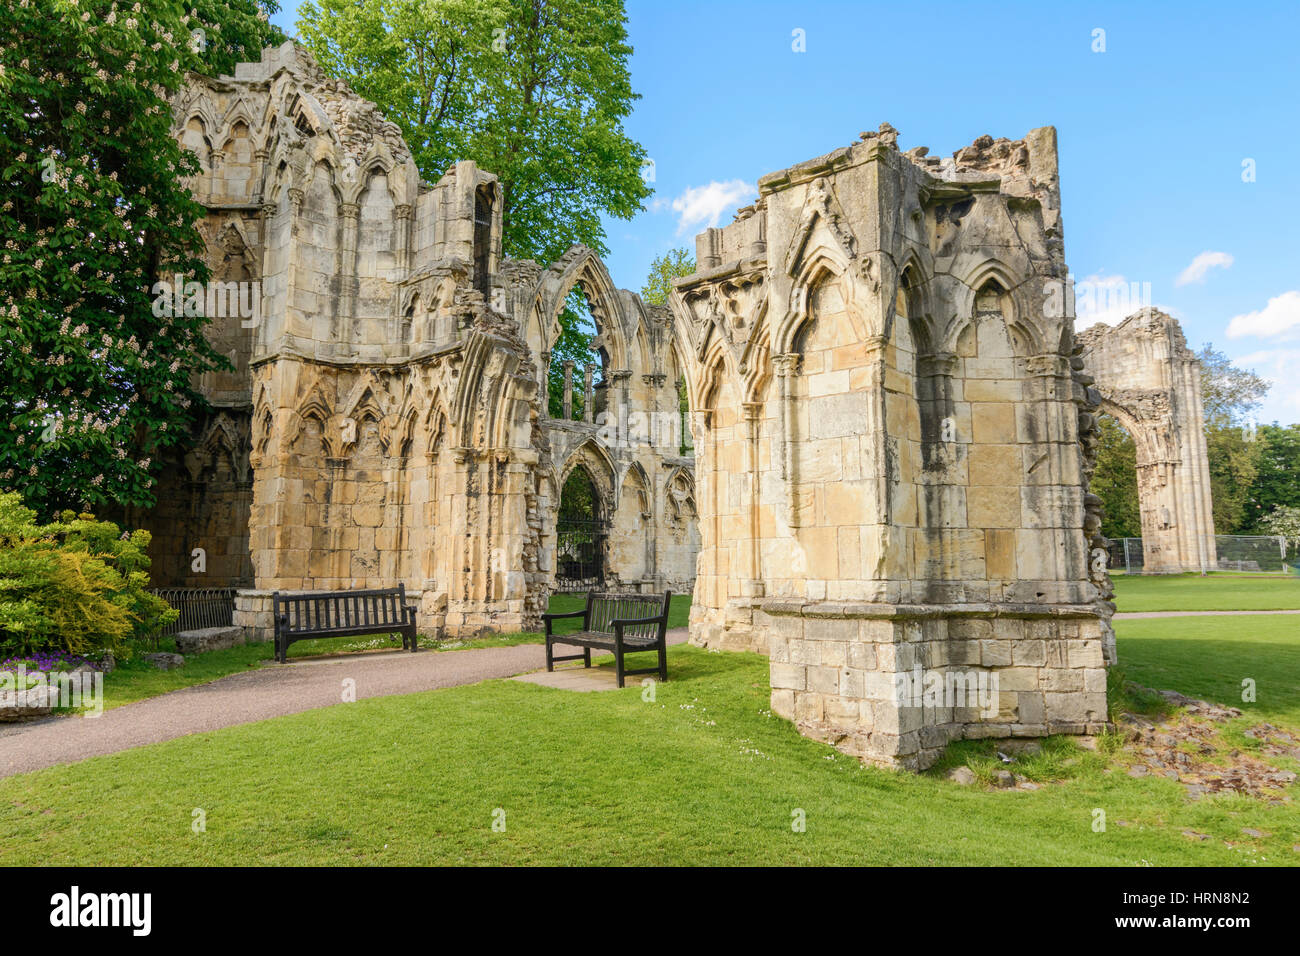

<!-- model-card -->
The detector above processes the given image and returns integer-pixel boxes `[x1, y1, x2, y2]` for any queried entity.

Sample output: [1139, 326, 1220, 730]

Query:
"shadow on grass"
[1118, 628, 1300, 725]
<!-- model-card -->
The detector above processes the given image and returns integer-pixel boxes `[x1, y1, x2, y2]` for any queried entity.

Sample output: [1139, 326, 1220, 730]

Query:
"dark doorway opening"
[555, 465, 607, 592]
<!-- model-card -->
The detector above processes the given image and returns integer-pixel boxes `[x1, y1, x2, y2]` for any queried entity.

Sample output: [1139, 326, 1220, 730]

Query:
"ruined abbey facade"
[132, 43, 1224, 769]
[140, 43, 697, 637]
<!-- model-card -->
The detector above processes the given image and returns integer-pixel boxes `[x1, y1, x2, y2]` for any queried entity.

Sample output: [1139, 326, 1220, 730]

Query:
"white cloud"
[1226, 290, 1300, 340]
[1175, 251, 1234, 286]
[1232, 348, 1300, 423]
[1073, 272, 1176, 329]
[663, 179, 757, 236]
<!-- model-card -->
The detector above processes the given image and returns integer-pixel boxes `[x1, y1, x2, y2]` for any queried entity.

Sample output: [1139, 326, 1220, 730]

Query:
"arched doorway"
[555, 465, 609, 591]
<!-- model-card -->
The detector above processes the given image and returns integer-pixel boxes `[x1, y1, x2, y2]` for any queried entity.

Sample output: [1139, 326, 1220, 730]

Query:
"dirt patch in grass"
[1116, 690, 1299, 801]
[935, 685, 1299, 804]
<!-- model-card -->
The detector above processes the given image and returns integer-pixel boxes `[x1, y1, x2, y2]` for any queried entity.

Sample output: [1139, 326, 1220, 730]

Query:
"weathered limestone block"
[174, 626, 246, 655]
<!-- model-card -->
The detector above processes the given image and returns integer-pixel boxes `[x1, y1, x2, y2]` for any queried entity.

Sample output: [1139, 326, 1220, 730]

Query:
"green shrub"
[0, 492, 176, 656]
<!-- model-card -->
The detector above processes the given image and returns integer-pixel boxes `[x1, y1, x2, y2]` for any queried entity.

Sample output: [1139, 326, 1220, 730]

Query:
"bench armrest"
[541, 609, 588, 621]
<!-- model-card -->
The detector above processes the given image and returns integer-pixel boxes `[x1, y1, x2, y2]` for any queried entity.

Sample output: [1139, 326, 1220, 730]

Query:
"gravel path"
[0, 629, 690, 779]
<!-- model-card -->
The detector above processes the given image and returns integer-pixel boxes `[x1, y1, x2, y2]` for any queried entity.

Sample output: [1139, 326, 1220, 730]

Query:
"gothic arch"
[558, 437, 618, 507]
[527, 246, 630, 370]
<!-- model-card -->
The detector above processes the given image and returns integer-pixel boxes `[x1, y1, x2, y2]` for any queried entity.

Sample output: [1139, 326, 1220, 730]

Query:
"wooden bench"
[273, 585, 418, 663]
[542, 591, 672, 687]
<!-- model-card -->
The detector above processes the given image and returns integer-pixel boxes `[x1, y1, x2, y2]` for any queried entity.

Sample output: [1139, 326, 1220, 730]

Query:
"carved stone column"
[338, 201, 361, 345]
[743, 401, 765, 596]
[582, 366, 595, 423]
[643, 372, 667, 449]
[562, 361, 575, 420]
[539, 350, 551, 415]
[772, 352, 801, 525]
[609, 368, 632, 444]
[394, 204, 412, 278]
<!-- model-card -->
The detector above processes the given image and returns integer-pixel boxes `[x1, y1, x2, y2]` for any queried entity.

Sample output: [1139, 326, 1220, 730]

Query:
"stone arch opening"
[555, 464, 609, 591]
[1078, 311, 1216, 573]
[1092, 410, 1141, 541]
[548, 286, 609, 421]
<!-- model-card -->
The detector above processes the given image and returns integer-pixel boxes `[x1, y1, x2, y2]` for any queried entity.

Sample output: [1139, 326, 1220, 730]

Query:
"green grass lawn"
[1112, 572, 1300, 613]
[1114, 615, 1300, 723]
[2, 609, 1297, 866]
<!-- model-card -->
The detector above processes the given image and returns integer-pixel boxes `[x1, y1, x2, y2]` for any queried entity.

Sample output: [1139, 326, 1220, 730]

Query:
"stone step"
[174, 626, 246, 655]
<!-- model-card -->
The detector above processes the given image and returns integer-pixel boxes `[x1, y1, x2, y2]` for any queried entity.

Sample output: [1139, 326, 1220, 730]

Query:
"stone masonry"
[139, 46, 1125, 772]
[140, 42, 696, 639]
[668, 125, 1114, 769]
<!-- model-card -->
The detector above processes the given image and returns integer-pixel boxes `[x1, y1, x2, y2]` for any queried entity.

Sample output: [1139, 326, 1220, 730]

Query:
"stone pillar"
[394, 203, 413, 279]
[643, 372, 667, 449]
[583, 366, 595, 423]
[609, 369, 633, 444]
[743, 401, 764, 596]
[338, 201, 360, 347]
[562, 361, 575, 420]
[540, 350, 551, 413]
[773, 353, 801, 526]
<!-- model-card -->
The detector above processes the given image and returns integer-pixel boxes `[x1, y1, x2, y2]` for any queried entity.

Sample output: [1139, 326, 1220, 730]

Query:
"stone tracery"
[135, 43, 696, 638]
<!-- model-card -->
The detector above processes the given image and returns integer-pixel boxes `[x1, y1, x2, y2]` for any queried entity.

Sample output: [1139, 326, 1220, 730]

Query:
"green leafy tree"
[1197, 344, 1269, 429]
[1196, 344, 1269, 534]
[1208, 426, 1259, 535]
[1092, 414, 1141, 539]
[0, 0, 281, 518]
[297, 0, 652, 264]
[640, 247, 695, 306]
[1259, 504, 1300, 548]
[1241, 424, 1300, 532]
[546, 288, 599, 419]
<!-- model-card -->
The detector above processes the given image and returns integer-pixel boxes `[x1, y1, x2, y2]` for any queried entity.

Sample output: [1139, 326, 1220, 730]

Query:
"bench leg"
[583, 648, 591, 669]
[658, 643, 667, 682]
[545, 637, 554, 672]
[616, 649, 625, 689]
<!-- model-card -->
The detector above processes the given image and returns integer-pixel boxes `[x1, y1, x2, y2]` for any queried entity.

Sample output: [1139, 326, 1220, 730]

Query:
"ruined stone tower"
[668, 125, 1115, 769]
[1078, 310, 1216, 573]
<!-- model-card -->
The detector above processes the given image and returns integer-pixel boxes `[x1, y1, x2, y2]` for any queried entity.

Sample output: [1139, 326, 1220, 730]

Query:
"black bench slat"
[542, 590, 671, 688]
[273, 585, 417, 662]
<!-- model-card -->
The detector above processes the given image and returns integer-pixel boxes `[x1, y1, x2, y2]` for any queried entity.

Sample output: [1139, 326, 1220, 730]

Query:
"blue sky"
[270, 1, 1300, 424]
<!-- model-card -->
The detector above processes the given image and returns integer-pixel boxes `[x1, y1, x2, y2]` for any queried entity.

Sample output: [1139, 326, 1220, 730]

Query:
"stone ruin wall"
[668, 124, 1116, 769]
[131, 43, 1141, 771]
[1077, 311, 1216, 573]
[138, 43, 698, 636]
